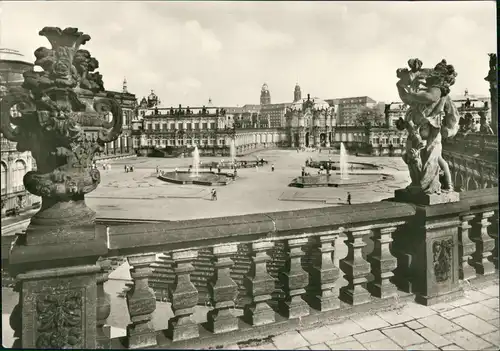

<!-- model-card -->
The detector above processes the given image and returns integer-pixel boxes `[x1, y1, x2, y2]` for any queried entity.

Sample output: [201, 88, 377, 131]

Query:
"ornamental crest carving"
[0, 27, 122, 202]
[432, 238, 454, 283]
[36, 290, 83, 348]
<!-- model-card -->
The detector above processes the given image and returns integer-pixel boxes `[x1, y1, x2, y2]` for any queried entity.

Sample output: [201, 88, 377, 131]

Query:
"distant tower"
[122, 77, 128, 93]
[147, 89, 159, 108]
[260, 83, 271, 105]
[294, 83, 302, 102]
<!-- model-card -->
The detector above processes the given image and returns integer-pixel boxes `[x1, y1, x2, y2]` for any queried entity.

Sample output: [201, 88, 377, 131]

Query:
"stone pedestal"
[10, 264, 102, 349]
[395, 188, 460, 206]
[411, 202, 469, 305]
[8, 225, 108, 349]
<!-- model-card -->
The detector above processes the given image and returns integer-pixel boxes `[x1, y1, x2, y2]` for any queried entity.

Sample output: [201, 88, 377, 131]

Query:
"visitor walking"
[130, 166, 134, 172]
[211, 188, 217, 201]
[347, 192, 352, 205]
[217, 167, 221, 174]
[271, 164, 275, 172]
[301, 166, 305, 177]
[156, 166, 159, 174]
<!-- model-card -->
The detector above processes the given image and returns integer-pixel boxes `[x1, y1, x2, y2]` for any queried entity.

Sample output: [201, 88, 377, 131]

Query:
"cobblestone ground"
[232, 284, 500, 351]
[85, 150, 410, 221]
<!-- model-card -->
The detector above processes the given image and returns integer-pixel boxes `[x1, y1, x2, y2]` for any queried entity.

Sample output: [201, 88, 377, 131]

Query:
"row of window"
[135, 138, 227, 147]
[1, 160, 26, 193]
[371, 137, 407, 145]
[146, 122, 218, 131]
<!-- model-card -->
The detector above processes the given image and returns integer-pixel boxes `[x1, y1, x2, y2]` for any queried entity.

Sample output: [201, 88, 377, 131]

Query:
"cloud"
[184, 20, 222, 57]
[232, 21, 295, 51]
[0, 1, 496, 106]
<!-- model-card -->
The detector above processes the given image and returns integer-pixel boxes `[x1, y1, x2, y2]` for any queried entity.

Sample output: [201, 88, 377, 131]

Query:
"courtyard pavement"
[85, 150, 410, 221]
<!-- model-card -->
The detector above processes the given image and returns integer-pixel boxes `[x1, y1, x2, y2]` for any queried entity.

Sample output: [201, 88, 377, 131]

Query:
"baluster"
[340, 228, 372, 305]
[96, 258, 112, 349]
[167, 249, 199, 341]
[244, 241, 276, 326]
[488, 212, 498, 269]
[308, 232, 341, 311]
[367, 226, 398, 299]
[470, 211, 496, 275]
[207, 244, 239, 334]
[278, 238, 310, 319]
[459, 214, 476, 280]
[126, 253, 157, 348]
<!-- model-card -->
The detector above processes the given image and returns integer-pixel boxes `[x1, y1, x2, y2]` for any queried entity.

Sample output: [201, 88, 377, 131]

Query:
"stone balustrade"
[5, 188, 499, 349]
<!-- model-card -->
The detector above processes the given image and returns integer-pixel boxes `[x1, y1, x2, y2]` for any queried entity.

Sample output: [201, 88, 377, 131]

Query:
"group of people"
[125, 165, 134, 173]
[91, 162, 111, 171]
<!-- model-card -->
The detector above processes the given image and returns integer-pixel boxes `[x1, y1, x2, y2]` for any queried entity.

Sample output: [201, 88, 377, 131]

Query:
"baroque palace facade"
[132, 91, 287, 156]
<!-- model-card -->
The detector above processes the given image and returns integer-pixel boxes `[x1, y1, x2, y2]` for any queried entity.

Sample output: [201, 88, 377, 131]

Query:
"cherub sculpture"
[395, 59, 460, 195]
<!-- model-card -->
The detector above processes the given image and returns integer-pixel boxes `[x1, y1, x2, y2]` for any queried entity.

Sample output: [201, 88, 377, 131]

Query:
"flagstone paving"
[235, 283, 499, 350]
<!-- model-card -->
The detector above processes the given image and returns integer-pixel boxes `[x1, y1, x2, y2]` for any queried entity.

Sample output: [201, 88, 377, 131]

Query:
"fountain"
[159, 144, 236, 185]
[340, 142, 349, 180]
[230, 139, 236, 165]
[191, 145, 200, 177]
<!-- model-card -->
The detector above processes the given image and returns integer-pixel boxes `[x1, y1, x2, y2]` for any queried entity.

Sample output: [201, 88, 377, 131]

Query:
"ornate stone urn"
[0, 27, 122, 247]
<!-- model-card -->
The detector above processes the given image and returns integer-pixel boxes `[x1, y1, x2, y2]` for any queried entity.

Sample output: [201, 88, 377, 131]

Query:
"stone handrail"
[105, 201, 415, 257]
[74, 188, 497, 350]
[6, 188, 499, 349]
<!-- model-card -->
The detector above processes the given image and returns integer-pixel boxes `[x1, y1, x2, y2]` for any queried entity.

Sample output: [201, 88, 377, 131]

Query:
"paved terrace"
[85, 150, 410, 221]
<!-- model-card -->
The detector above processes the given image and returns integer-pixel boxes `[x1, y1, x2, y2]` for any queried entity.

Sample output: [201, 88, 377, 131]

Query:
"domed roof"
[290, 96, 330, 111]
[261, 83, 269, 92]
[148, 89, 158, 101]
[311, 97, 330, 110]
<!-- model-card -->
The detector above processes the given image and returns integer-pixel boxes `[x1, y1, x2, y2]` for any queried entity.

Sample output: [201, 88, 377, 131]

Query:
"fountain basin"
[290, 173, 394, 188]
[158, 171, 235, 186]
[307, 160, 381, 170]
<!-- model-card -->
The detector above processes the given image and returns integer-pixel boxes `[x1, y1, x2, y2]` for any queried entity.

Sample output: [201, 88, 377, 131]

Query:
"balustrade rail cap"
[106, 201, 416, 256]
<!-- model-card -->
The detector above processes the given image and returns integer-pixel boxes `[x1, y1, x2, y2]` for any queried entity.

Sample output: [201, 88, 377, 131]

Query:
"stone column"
[367, 226, 398, 299]
[339, 228, 372, 305]
[126, 253, 157, 348]
[207, 244, 239, 334]
[244, 241, 276, 326]
[167, 249, 199, 341]
[278, 238, 310, 319]
[470, 210, 496, 275]
[458, 214, 476, 281]
[96, 259, 112, 349]
[308, 232, 341, 311]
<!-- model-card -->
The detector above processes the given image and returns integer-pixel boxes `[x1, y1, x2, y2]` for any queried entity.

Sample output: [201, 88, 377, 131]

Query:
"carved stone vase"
[0, 27, 122, 247]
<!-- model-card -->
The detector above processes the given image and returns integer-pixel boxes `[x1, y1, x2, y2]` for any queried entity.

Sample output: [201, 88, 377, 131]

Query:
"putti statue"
[395, 58, 460, 202]
[0, 27, 122, 243]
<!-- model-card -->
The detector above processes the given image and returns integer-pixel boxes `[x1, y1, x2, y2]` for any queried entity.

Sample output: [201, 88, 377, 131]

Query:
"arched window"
[13, 160, 26, 192]
[1, 162, 7, 194]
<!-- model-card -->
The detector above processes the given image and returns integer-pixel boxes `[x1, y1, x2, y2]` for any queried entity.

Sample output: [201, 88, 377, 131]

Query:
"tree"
[355, 105, 386, 128]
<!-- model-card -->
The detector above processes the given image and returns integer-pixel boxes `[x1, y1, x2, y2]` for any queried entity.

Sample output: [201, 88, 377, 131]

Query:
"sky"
[0, 1, 496, 107]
